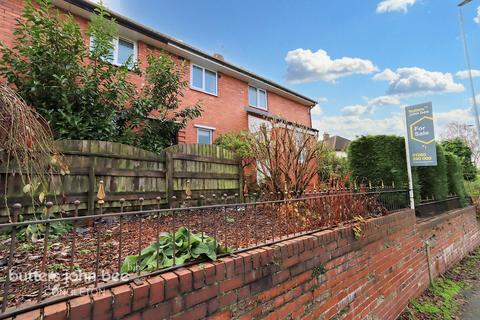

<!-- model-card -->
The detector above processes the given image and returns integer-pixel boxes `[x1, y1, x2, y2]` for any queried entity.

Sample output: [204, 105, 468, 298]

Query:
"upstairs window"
[117, 38, 135, 66]
[191, 64, 218, 95]
[248, 86, 267, 110]
[90, 36, 137, 68]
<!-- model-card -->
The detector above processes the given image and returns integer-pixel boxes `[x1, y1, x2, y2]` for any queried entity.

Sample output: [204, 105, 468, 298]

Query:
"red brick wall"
[0, 0, 23, 48]
[16, 207, 480, 320]
[0, 0, 313, 145]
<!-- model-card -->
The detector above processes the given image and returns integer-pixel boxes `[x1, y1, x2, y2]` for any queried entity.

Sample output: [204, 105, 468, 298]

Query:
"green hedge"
[441, 139, 477, 181]
[347, 135, 467, 204]
[416, 144, 448, 201]
[445, 152, 467, 205]
[347, 135, 420, 202]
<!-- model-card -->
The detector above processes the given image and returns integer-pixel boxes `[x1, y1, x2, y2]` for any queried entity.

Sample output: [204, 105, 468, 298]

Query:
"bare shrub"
[251, 120, 319, 197]
[0, 84, 67, 220]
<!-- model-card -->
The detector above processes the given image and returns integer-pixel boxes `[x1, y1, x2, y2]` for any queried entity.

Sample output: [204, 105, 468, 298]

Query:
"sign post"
[404, 102, 437, 209]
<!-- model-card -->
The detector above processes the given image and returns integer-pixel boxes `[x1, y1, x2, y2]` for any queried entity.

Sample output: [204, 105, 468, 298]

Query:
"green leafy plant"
[441, 138, 477, 181]
[348, 135, 462, 204]
[414, 144, 449, 201]
[0, 0, 134, 141]
[18, 210, 73, 242]
[215, 131, 255, 168]
[121, 227, 231, 273]
[316, 143, 349, 184]
[0, 0, 201, 154]
[116, 53, 202, 153]
[312, 263, 327, 278]
[445, 152, 468, 206]
[348, 135, 421, 205]
[352, 215, 366, 240]
[410, 279, 463, 320]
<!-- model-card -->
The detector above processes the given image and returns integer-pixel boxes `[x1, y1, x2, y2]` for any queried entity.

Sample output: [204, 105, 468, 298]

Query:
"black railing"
[415, 196, 464, 218]
[0, 188, 409, 318]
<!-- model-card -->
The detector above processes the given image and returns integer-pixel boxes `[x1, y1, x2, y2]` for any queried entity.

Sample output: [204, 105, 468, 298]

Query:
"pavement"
[461, 290, 480, 319]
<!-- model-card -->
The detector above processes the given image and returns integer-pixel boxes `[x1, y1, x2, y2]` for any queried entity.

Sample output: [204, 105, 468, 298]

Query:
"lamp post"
[458, 0, 480, 148]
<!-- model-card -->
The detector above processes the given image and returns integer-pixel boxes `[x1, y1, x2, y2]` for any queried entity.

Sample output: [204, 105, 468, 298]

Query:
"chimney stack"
[213, 53, 224, 61]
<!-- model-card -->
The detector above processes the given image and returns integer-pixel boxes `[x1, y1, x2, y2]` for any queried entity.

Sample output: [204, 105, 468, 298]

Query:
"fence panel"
[162, 144, 242, 207]
[0, 141, 241, 221]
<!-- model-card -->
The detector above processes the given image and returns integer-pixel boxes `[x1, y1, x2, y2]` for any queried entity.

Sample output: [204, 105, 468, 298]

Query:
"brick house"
[0, 0, 317, 144]
[321, 133, 351, 158]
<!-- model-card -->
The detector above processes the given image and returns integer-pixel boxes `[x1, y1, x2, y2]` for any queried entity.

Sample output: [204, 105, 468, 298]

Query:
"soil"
[0, 196, 387, 309]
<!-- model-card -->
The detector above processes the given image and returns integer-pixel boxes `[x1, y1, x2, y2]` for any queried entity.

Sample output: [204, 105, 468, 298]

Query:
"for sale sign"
[405, 102, 437, 167]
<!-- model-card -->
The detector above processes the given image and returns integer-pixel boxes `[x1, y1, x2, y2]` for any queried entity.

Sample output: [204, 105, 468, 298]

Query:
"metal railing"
[0, 187, 409, 318]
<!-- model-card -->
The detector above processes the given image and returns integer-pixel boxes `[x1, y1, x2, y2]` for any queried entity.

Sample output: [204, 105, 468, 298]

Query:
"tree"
[441, 138, 476, 181]
[0, 0, 201, 153]
[316, 144, 349, 184]
[116, 53, 202, 153]
[441, 121, 479, 167]
[0, 0, 135, 141]
[250, 121, 319, 197]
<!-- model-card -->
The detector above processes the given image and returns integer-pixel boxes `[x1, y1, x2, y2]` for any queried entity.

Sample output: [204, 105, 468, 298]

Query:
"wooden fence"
[0, 140, 241, 221]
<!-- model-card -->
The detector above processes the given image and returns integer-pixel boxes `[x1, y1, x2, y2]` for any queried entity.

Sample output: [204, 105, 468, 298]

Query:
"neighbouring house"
[0, 0, 318, 145]
[321, 133, 351, 158]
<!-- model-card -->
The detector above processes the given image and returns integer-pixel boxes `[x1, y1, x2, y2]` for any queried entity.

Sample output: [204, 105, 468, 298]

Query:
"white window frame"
[89, 36, 137, 67]
[196, 125, 214, 144]
[248, 86, 268, 110]
[190, 63, 218, 96]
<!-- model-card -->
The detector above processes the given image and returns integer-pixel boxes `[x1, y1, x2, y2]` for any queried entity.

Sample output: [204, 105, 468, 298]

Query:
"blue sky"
[102, 0, 480, 139]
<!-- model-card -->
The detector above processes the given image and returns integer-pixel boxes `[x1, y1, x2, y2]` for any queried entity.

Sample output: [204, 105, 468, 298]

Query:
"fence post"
[166, 151, 174, 208]
[238, 159, 244, 203]
[88, 165, 95, 215]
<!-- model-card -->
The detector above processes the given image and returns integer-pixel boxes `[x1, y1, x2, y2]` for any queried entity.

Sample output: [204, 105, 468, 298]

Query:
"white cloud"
[456, 69, 480, 79]
[376, 0, 417, 14]
[434, 108, 473, 126]
[312, 107, 473, 141]
[341, 95, 401, 116]
[373, 68, 398, 82]
[311, 105, 323, 116]
[373, 67, 464, 97]
[342, 105, 370, 116]
[285, 49, 378, 83]
[474, 6, 480, 24]
[312, 113, 404, 139]
[368, 95, 401, 107]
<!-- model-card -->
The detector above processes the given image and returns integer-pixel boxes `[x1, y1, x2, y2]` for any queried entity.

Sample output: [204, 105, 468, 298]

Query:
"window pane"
[258, 89, 267, 109]
[117, 39, 135, 66]
[192, 65, 203, 89]
[204, 69, 217, 94]
[198, 128, 212, 144]
[248, 86, 257, 106]
[90, 37, 114, 62]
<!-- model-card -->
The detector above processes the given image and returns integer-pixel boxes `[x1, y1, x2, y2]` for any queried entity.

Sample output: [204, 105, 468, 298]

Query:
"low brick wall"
[15, 207, 480, 320]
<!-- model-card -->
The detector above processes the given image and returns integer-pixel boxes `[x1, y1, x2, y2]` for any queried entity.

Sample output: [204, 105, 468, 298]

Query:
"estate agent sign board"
[405, 102, 437, 167]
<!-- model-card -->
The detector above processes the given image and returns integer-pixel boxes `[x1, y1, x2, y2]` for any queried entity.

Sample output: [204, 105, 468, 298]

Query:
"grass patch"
[400, 247, 480, 320]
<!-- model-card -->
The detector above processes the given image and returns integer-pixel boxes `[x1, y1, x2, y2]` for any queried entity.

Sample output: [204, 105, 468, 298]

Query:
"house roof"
[323, 135, 351, 152]
[53, 0, 317, 107]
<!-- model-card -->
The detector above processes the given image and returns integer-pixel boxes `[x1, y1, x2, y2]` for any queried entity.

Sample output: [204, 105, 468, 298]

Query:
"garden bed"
[0, 199, 388, 309]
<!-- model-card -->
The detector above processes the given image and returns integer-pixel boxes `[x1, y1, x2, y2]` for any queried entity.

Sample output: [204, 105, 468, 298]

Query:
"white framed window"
[248, 86, 268, 110]
[295, 130, 306, 163]
[190, 64, 218, 95]
[90, 36, 137, 68]
[197, 127, 213, 144]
